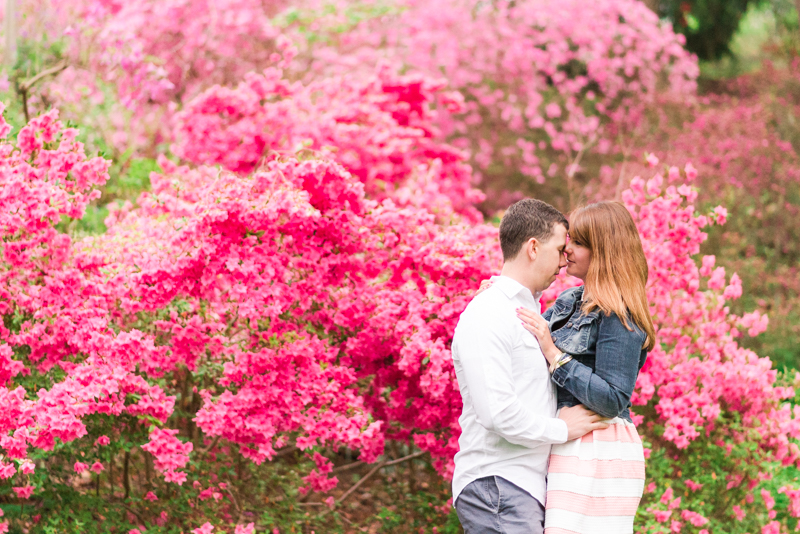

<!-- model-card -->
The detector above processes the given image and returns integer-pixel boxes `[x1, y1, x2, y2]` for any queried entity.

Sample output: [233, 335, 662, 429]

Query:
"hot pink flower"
[682, 509, 709, 526]
[0, 463, 16, 479]
[141, 428, 192, 485]
[12, 486, 34, 499]
[733, 505, 746, 521]
[685, 479, 703, 491]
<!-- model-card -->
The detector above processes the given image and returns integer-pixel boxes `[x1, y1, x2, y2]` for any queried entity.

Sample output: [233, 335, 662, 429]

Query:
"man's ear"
[527, 237, 538, 261]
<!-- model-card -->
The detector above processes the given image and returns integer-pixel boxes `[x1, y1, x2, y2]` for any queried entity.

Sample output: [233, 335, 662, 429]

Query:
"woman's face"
[565, 237, 592, 281]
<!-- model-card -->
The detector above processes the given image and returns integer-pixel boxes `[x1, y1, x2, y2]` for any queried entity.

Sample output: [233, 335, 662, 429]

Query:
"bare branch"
[330, 449, 425, 474]
[330, 460, 363, 474]
[198, 435, 221, 458]
[335, 450, 426, 504]
[20, 61, 68, 92]
[337, 459, 386, 504]
[384, 450, 426, 467]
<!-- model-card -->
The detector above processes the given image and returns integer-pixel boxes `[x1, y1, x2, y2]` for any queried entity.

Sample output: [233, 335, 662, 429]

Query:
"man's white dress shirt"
[452, 276, 568, 506]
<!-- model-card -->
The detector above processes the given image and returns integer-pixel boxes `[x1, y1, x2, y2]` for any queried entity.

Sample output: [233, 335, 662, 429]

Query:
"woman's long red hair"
[569, 201, 656, 351]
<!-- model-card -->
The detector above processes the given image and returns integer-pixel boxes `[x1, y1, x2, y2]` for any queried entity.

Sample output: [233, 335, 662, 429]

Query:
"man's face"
[533, 223, 568, 291]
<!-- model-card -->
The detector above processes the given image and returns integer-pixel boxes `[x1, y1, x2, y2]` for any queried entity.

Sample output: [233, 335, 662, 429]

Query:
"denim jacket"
[542, 286, 648, 422]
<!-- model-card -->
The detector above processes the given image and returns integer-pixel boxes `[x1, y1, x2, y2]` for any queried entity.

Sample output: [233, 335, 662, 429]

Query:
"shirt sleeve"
[454, 312, 568, 447]
[551, 313, 645, 418]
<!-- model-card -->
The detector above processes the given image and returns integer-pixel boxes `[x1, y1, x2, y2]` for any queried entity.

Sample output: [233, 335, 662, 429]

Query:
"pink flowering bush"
[2, 0, 295, 156]
[592, 59, 800, 373]
[6, 0, 698, 194]
[281, 0, 698, 208]
[620, 168, 800, 532]
[0, 87, 498, 530]
[173, 65, 484, 222]
[1, 1, 800, 532]
[3, 84, 797, 530]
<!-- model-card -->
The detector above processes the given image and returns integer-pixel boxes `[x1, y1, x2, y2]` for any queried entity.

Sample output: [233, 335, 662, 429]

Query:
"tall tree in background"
[652, 0, 753, 59]
[3, 0, 16, 67]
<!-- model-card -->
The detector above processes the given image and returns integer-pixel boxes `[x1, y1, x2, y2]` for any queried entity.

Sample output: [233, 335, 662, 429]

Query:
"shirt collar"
[490, 275, 541, 306]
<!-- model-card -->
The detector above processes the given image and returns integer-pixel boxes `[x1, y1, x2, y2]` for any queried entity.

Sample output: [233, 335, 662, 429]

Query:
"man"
[452, 198, 609, 533]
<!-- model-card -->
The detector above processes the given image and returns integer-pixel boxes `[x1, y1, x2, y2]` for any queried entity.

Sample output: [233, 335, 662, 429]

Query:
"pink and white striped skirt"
[544, 417, 645, 534]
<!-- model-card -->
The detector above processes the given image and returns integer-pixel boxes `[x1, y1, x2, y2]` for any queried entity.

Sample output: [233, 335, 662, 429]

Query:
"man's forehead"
[553, 223, 568, 243]
[541, 223, 568, 247]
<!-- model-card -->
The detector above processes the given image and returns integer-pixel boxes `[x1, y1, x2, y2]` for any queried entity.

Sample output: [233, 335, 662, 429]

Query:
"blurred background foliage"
[652, 0, 799, 61]
[676, 0, 800, 371]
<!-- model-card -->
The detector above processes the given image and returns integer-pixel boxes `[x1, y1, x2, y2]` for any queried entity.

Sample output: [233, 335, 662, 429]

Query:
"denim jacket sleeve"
[551, 312, 645, 419]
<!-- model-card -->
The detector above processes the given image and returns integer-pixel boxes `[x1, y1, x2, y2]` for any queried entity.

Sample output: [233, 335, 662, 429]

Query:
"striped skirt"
[544, 417, 645, 534]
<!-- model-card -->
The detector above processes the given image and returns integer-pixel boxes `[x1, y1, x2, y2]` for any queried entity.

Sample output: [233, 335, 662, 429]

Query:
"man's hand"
[559, 405, 610, 441]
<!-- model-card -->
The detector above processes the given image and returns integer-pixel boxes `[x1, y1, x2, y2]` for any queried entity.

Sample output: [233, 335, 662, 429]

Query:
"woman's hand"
[474, 279, 493, 297]
[516, 307, 562, 364]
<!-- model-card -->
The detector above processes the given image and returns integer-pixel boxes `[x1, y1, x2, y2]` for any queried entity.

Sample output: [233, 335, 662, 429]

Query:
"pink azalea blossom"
[234, 524, 255, 534]
[20, 460, 35, 474]
[12, 486, 34, 499]
[685, 479, 703, 491]
[681, 509, 709, 526]
[192, 523, 214, 534]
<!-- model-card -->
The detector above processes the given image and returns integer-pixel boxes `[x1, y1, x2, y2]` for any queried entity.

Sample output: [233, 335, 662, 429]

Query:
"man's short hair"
[499, 199, 568, 261]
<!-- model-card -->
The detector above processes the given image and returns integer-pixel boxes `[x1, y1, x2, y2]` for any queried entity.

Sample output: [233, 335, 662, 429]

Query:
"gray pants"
[455, 476, 545, 534]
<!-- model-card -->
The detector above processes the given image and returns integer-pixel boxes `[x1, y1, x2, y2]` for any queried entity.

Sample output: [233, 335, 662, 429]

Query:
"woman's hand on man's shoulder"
[474, 279, 493, 297]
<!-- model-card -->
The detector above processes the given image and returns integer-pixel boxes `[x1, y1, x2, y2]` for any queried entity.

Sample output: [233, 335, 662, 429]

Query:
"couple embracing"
[452, 199, 655, 533]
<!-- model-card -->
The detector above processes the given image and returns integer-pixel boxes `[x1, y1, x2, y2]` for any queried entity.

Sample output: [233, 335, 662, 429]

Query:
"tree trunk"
[4, 0, 17, 67]
[109, 453, 114, 497]
[123, 452, 131, 500]
[642, 0, 659, 14]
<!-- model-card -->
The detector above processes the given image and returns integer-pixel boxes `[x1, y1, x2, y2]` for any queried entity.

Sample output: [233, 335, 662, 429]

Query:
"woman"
[479, 201, 655, 533]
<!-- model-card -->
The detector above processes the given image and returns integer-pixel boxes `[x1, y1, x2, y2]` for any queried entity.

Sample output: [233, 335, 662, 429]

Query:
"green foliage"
[764, 464, 800, 531]
[273, 1, 403, 44]
[637, 401, 788, 531]
[111, 157, 159, 197]
[659, 0, 755, 60]
[0, 378, 454, 534]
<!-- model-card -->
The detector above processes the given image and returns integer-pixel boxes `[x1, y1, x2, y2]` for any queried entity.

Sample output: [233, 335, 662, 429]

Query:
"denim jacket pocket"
[548, 299, 570, 317]
[554, 312, 599, 355]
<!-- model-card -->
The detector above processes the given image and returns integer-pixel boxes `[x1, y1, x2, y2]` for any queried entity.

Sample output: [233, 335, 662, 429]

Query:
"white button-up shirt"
[451, 275, 568, 505]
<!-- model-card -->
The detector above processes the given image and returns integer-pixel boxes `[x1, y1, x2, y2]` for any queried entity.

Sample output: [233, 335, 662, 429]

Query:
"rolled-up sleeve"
[455, 314, 568, 447]
[550, 313, 644, 419]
